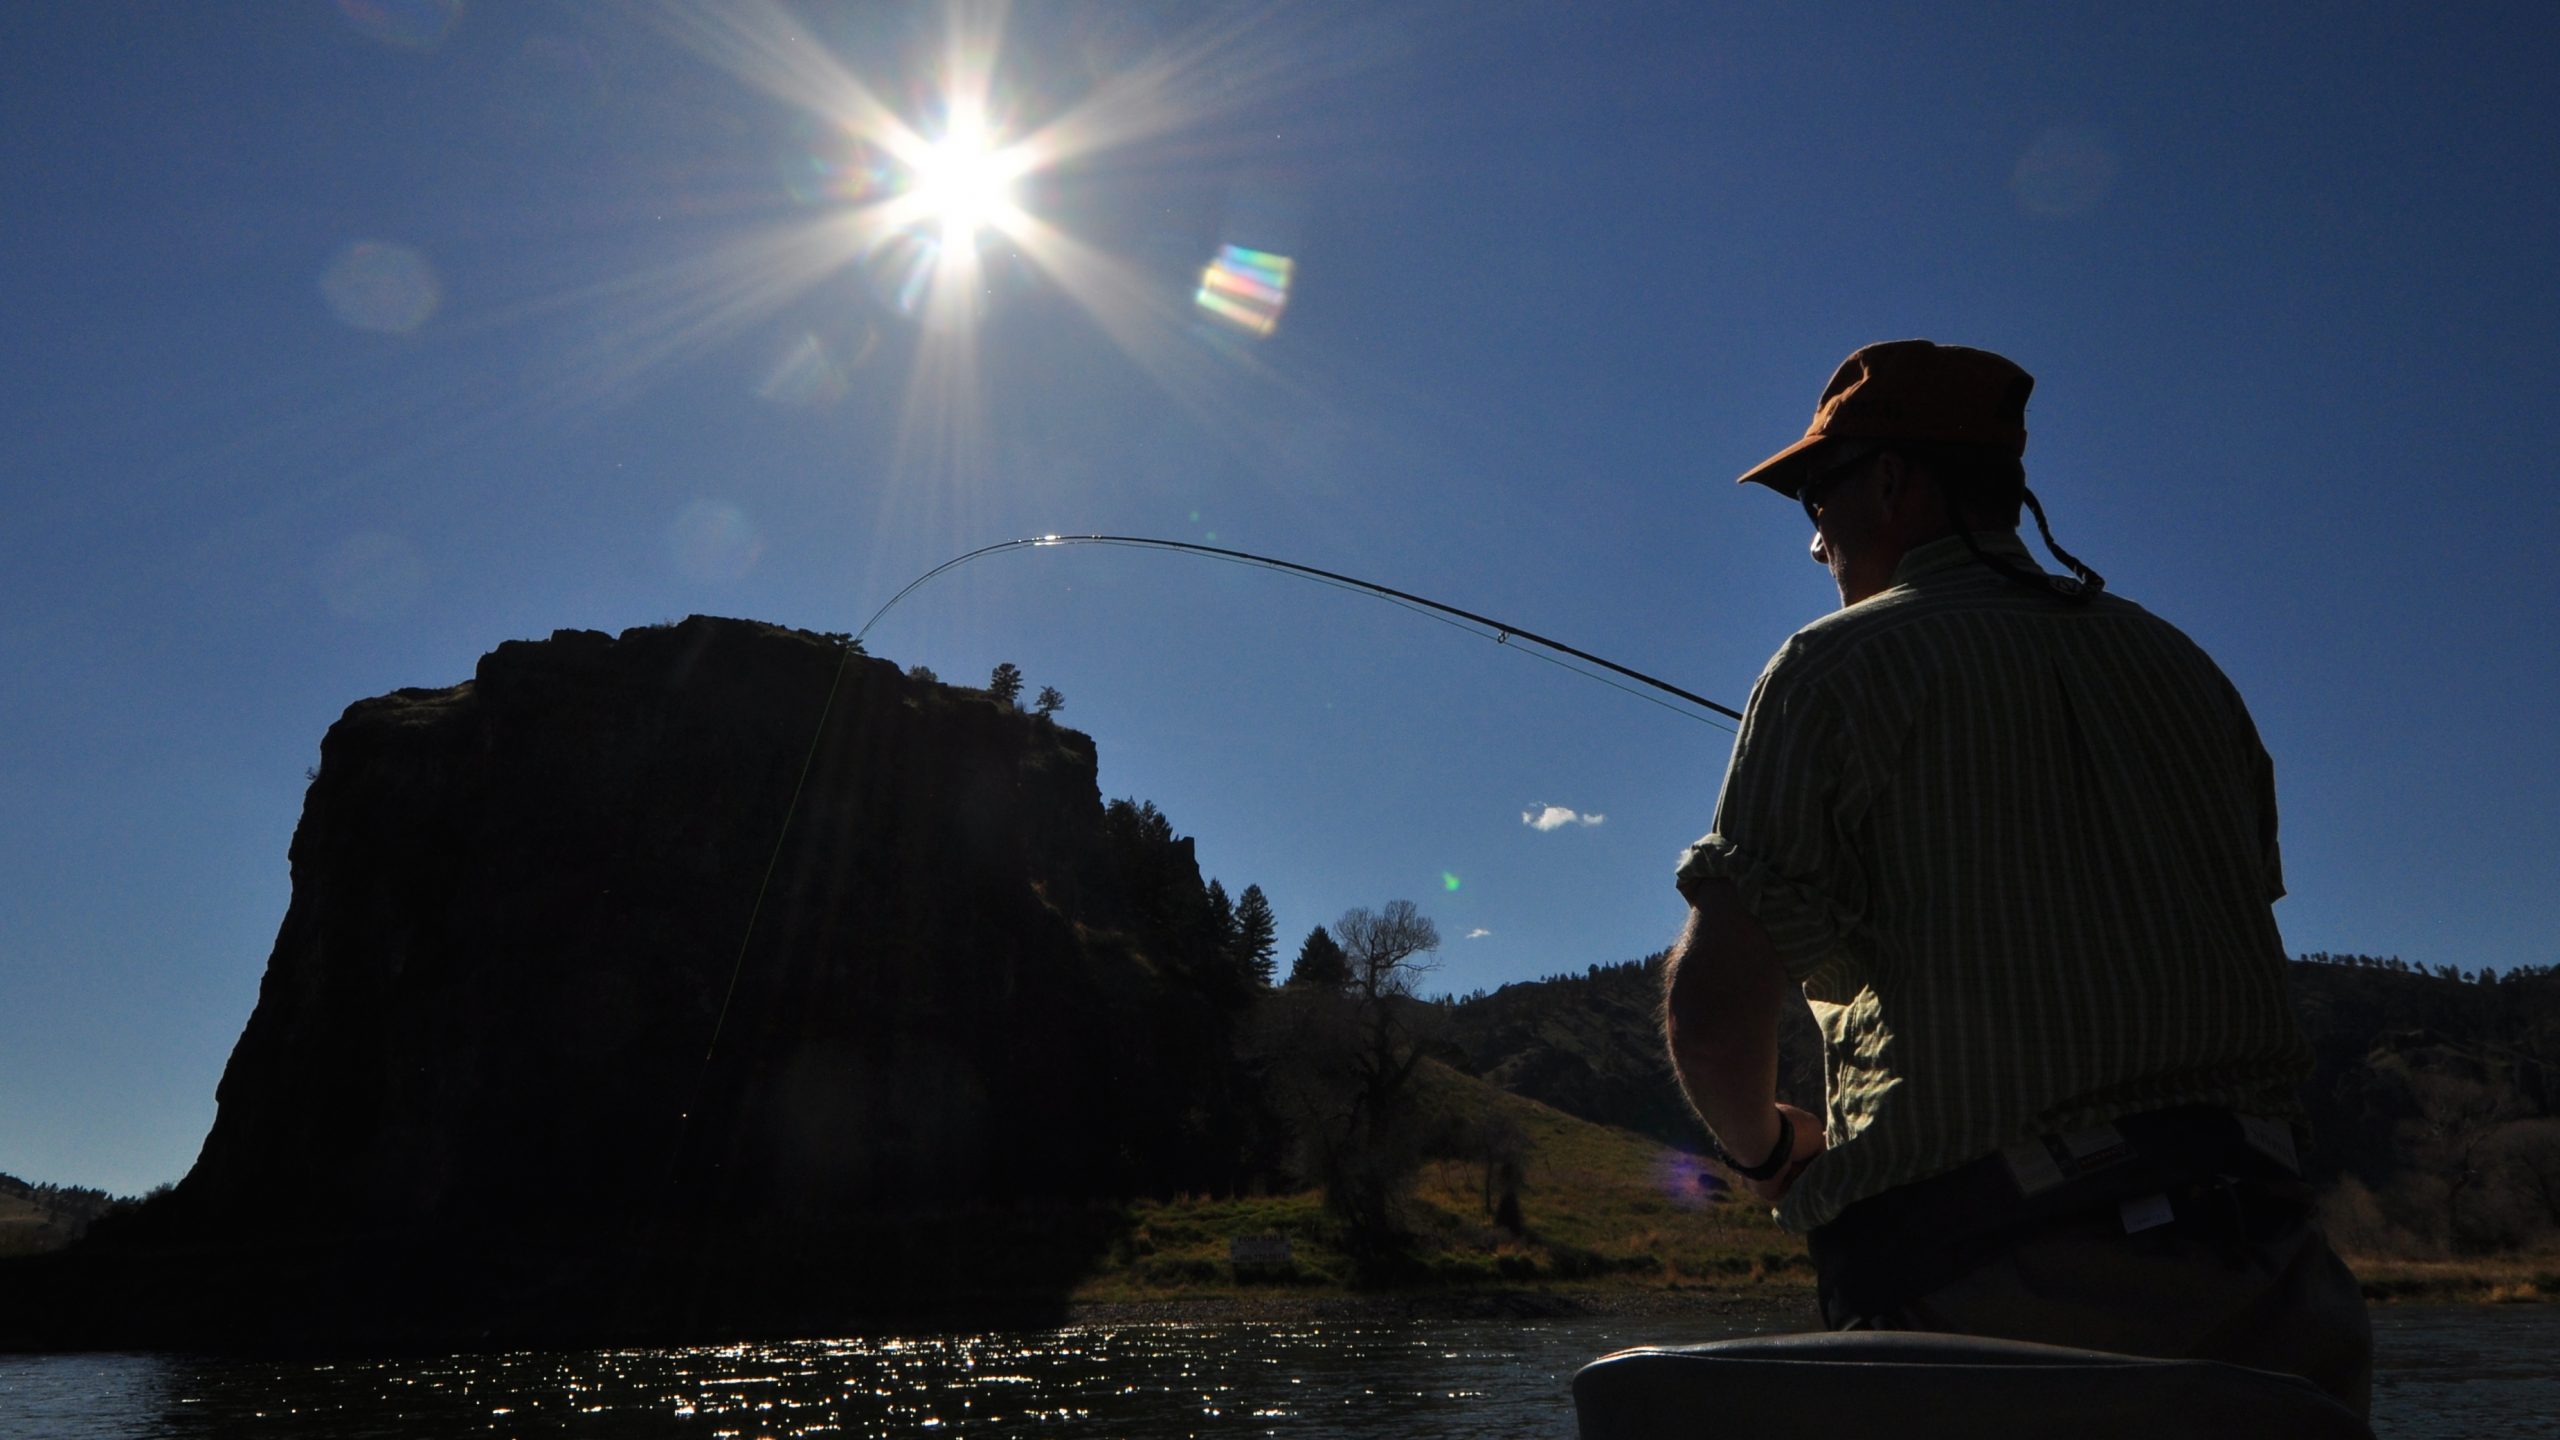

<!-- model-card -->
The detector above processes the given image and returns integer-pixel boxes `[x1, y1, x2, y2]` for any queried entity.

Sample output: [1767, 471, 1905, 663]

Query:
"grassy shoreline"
[1059, 1078, 2560, 1318]
[1057, 1255, 2560, 1328]
[1050, 1108, 2559, 1319]
[2340, 1253, 2560, 1305]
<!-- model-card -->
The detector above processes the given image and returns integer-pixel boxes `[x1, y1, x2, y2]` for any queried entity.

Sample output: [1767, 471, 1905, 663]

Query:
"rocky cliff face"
[28, 617, 1251, 1348]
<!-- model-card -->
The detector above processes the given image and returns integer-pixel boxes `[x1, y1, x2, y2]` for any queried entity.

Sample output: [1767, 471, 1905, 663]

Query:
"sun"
[907, 106, 1026, 245]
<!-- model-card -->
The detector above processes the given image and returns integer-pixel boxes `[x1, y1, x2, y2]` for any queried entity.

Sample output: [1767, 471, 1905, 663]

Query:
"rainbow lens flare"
[1195, 245, 1294, 337]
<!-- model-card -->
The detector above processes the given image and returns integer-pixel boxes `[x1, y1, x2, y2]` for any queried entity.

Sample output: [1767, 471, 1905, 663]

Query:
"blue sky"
[5, 2, 2556, 1196]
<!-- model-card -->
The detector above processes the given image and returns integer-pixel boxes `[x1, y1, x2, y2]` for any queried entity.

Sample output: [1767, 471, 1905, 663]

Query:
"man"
[1661, 340, 2371, 1412]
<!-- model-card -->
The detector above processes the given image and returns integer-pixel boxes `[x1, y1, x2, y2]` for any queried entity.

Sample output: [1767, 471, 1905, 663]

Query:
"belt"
[1807, 1106, 2315, 1327]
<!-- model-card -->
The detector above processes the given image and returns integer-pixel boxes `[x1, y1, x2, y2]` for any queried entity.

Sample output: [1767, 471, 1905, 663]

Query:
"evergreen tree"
[1104, 797, 1176, 848]
[1287, 925, 1350, 990]
[1207, 879, 1240, 962]
[906, 664, 938, 684]
[988, 662, 1025, 706]
[1234, 884, 1278, 987]
[1034, 685, 1065, 717]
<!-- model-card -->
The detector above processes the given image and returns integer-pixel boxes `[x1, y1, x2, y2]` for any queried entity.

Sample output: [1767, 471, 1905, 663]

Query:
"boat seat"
[1573, 1331, 2372, 1439]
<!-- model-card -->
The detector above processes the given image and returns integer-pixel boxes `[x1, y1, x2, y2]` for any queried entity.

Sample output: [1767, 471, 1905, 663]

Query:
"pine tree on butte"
[1286, 925, 1351, 990]
[1207, 880, 1240, 965]
[1234, 884, 1279, 987]
[988, 662, 1025, 706]
[1034, 685, 1065, 717]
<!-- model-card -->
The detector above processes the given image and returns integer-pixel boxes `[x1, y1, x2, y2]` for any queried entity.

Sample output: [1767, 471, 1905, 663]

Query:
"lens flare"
[1441, 871, 1462, 893]
[1195, 245, 1294, 337]
[320, 241, 441, 334]
[645, 3, 1358, 503]
[669, 501, 766, 583]
[1656, 1150, 1728, 1209]
[780, 127, 890, 209]
[755, 332, 857, 410]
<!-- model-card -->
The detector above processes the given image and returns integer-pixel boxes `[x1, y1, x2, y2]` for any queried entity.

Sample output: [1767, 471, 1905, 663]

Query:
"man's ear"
[1871, 448, 1910, 518]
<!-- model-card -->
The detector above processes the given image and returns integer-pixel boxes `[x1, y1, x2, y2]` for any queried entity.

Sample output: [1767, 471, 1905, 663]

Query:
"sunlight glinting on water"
[9, 1310, 2548, 1437]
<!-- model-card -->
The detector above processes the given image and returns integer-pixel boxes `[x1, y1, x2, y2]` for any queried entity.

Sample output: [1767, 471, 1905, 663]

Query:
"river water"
[3, 1305, 2552, 1438]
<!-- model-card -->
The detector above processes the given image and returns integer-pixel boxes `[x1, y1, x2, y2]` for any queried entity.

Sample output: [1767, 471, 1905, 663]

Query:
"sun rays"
[657, 2, 1061, 333]
[594, 0, 1338, 564]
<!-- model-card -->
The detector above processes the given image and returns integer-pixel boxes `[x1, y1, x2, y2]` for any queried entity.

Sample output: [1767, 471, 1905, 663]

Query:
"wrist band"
[1719, 1111, 1795, 1182]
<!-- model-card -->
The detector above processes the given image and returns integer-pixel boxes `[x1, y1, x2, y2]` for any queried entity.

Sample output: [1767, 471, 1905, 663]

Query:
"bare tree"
[2492, 1120, 2560, 1233]
[1335, 899, 1441, 1002]
[1254, 901, 1443, 1252]
[2395, 1064, 2534, 1252]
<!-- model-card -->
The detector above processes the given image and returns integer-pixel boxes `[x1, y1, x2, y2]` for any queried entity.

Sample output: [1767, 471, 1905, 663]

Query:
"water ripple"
[1, 1307, 2549, 1437]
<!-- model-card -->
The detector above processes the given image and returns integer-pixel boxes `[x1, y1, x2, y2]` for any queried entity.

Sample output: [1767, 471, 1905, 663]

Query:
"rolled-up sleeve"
[1674, 639, 1869, 983]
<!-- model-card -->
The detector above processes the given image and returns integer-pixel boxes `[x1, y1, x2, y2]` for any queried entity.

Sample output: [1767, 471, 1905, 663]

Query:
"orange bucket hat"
[1737, 340, 2034, 497]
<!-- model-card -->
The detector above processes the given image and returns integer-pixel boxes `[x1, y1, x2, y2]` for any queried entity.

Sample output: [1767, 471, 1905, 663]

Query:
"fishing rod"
[851, 534, 1744, 726]
[680, 532, 1740, 1159]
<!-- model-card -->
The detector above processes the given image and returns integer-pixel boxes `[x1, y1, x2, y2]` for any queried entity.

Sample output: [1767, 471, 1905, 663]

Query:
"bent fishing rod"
[850, 534, 1744, 726]
[682, 532, 1740, 1120]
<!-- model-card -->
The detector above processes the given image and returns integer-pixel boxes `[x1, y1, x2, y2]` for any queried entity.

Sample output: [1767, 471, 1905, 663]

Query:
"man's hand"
[1735, 1101, 1827, 1204]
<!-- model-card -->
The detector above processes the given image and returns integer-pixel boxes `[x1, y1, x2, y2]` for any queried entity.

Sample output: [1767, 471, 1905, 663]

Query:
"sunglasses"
[1799, 444, 1882, 526]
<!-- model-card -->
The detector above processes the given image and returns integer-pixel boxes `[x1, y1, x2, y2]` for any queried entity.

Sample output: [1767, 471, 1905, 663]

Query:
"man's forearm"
[1661, 886, 1789, 1166]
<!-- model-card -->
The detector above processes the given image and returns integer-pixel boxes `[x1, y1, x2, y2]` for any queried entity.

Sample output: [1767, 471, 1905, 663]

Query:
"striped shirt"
[1677, 532, 2311, 1234]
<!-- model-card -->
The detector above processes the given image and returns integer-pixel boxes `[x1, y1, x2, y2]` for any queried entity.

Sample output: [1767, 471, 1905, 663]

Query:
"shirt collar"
[1892, 530, 2041, 586]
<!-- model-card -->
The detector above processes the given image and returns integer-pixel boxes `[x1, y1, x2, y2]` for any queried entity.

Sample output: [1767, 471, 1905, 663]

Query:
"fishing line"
[671, 534, 1742, 1193]
[851, 534, 1744, 726]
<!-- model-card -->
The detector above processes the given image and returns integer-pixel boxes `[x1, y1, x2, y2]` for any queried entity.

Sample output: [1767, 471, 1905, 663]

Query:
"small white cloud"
[1464, 928, 1493, 940]
[1522, 803, 1605, 832]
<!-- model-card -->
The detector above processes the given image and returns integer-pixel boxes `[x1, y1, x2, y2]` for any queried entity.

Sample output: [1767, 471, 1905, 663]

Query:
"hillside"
[0, 1189, 64, 1261]
[1444, 958, 1812, 1158]
[0, 1176, 125, 1260]
[1445, 954, 2560, 1260]
[1069, 1059, 1815, 1308]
